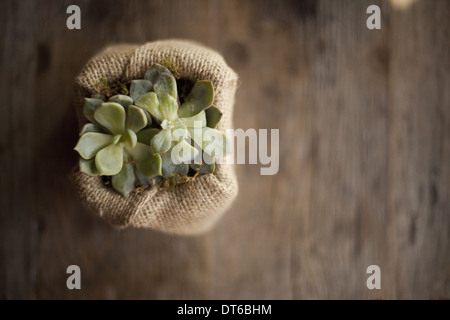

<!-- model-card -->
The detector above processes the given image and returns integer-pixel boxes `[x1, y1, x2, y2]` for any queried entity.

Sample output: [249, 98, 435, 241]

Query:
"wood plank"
[0, 0, 38, 299]
[287, 0, 390, 299]
[387, 0, 450, 298]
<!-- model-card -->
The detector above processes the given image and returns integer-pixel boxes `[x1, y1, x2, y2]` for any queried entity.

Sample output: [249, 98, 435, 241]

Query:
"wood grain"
[0, 0, 448, 299]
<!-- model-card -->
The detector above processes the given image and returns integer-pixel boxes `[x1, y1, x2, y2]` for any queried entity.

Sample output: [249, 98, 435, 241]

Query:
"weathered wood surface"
[1, 0, 449, 299]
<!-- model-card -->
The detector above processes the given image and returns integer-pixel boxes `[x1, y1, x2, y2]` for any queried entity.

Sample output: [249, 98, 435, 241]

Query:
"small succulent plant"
[133, 64, 227, 178]
[75, 95, 162, 196]
[74, 62, 228, 196]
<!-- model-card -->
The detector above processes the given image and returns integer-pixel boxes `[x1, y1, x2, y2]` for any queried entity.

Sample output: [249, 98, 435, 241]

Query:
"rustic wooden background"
[1, 0, 449, 299]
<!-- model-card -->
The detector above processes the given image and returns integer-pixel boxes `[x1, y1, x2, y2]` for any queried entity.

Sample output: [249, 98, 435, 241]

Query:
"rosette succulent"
[74, 61, 228, 196]
[75, 96, 162, 196]
[132, 64, 227, 177]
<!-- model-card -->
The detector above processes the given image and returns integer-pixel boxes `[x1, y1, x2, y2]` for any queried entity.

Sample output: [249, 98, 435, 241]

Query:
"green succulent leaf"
[171, 119, 189, 142]
[108, 95, 133, 109]
[135, 92, 164, 121]
[111, 163, 136, 196]
[79, 158, 99, 176]
[190, 141, 215, 167]
[202, 128, 228, 159]
[112, 134, 122, 145]
[141, 109, 154, 126]
[181, 110, 206, 128]
[144, 64, 168, 83]
[128, 143, 162, 177]
[95, 144, 124, 176]
[171, 139, 199, 164]
[159, 94, 178, 121]
[205, 162, 216, 173]
[154, 73, 177, 99]
[161, 150, 189, 178]
[205, 106, 223, 128]
[123, 129, 137, 149]
[145, 64, 177, 99]
[178, 80, 214, 118]
[151, 129, 172, 154]
[126, 105, 148, 132]
[187, 127, 204, 149]
[202, 150, 216, 167]
[83, 98, 104, 124]
[79, 123, 104, 136]
[94, 102, 126, 135]
[135, 167, 151, 187]
[130, 79, 152, 102]
[173, 118, 188, 130]
[91, 94, 106, 101]
[136, 128, 160, 145]
[74, 132, 114, 160]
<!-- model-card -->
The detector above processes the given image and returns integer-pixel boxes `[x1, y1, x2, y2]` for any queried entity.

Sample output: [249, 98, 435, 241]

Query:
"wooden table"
[1, 0, 449, 299]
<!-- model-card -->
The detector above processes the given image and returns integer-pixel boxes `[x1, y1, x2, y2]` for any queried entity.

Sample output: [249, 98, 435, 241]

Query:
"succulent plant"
[132, 64, 228, 177]
[74, 61, 228, 196]
[75, 95, 162, 196]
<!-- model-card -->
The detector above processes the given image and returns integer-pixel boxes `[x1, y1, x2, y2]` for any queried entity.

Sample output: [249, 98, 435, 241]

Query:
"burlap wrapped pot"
[70, 40, 239, 235]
